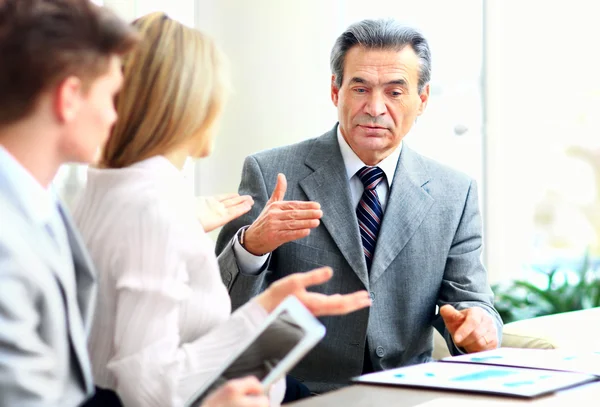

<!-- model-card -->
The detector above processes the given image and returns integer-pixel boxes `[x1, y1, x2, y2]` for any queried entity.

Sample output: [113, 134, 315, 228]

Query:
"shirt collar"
[0, 145, 57, 225]
[336, 125, 403, 184]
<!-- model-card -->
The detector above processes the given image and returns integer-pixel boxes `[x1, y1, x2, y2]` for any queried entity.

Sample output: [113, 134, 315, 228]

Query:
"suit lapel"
[58, 205, 96, 393]
[370, 145, 434, 284]
[299, 129, 369, 289]
[59, 205, 96, 332]
[13, 205, 95, 393]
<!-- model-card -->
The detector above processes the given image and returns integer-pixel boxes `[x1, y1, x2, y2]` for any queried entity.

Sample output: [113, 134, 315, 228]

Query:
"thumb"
[268, 173, 287, 203]
[440, 304, 465, 325]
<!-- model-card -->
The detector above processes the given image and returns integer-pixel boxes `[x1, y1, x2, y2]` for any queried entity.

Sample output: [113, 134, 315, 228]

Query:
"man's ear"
[417, 83, 430, 116]
[331, 74, 340, 107]
[54, 76, 83, 123]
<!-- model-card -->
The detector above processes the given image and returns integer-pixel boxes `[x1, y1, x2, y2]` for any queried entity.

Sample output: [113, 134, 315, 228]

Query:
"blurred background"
[55, 0, 600, 321]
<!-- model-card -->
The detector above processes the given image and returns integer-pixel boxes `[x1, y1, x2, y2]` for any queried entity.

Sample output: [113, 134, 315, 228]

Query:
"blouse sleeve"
[105, 202, 269, 407]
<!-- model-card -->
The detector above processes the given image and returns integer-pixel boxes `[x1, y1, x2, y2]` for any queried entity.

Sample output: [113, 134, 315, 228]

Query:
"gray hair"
[330, 19, 431, 93]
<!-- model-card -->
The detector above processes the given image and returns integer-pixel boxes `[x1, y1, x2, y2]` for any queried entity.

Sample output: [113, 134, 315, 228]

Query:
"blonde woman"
[73, 12, 370, 407]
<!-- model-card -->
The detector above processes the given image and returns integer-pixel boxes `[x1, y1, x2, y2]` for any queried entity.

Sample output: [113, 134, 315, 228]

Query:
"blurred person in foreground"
[0, 0, 136, 405]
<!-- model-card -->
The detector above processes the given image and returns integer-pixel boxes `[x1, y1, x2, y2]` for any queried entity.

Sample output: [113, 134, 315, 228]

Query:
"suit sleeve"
[0, 251, 61, 407]
[433, 180, 503, 355]
[216, 155, 274, 311]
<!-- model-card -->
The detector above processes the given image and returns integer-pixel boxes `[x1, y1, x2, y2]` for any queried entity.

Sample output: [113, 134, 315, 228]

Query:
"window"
[485, 0, 600, 283]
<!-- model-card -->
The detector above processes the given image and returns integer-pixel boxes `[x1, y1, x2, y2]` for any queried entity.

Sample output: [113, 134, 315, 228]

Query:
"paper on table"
[353, 361, 595, 398]
[416, 398, 506, 406]
[444, 348, 600, 376]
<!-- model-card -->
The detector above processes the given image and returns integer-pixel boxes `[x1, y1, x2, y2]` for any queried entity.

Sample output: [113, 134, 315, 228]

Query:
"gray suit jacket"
[0, 174, 96, 406]
[216, 125, 503, 393]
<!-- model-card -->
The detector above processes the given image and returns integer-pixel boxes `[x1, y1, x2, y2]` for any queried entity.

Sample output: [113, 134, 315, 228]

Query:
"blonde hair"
[100, 12, 228, 168]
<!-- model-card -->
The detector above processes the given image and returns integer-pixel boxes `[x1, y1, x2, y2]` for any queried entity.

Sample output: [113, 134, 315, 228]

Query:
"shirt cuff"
[232, 228, 269, 275]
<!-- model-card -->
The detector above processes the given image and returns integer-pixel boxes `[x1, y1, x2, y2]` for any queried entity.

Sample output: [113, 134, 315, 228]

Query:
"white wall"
[193, 0, 343, 196]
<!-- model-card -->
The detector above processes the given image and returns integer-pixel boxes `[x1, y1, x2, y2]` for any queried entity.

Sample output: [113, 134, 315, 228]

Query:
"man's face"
[60, 55, 123, 164]
[331, 46, 429, 165]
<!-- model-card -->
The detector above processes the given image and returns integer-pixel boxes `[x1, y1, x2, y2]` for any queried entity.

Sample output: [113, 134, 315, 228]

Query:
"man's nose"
[364, 92, 386, 117]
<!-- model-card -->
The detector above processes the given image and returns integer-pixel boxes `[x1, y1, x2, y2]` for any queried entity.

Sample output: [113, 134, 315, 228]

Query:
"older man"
[217, 19, 502, 395]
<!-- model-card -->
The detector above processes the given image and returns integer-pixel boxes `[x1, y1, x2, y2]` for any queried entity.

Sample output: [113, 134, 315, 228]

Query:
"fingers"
[460, 328, 495, 351]
[277, 208, 323, 221]
[460, 326, 498, 352]
[443, 307, 498, 352]
[452, 311, 482, 343]
[439, 304, 465, 326]
[268, 173, 287, 203]
[275, 267, 334, 293]
[257, 267, 334, 312]
[300, 290, 372, 317]
[244, 173, 320, 254]
[242, 397, 270, 407]
[202, 376, 269, 407]
[220, 194, 254, 209]
[275, 268, 371, 316]
[460, 315, 498, 352]
[224, 198, 253, 217]
[258, 268, 373, 316]
[225, 376, 264, 395]
[282, 218, 321, 230]
[216, 192, 241, 202]
[278, 201, 321, 211]
[266, 207, 322, 231]
[197, 194, 254, 232]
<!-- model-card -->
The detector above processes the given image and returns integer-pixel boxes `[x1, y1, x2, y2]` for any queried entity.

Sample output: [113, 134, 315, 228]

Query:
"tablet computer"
[184, 295, 326, 406]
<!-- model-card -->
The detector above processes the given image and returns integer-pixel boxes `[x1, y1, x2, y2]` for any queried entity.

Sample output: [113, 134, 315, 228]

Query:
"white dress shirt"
[0, 146, 71, 258]
[73, 156, 283, 407]
[233, 126, 403, 274]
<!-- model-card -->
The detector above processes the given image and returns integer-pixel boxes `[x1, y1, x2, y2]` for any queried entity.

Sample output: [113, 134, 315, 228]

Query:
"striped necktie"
[356, 166, 385, 271]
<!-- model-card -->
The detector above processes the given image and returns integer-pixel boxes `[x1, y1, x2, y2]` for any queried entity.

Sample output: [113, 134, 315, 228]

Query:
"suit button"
[369, 292, 375, 301]
[376, 346, 385, 357]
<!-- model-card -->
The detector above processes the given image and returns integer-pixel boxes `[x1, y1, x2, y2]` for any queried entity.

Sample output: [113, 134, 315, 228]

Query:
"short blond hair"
[101, 12, 228, 168]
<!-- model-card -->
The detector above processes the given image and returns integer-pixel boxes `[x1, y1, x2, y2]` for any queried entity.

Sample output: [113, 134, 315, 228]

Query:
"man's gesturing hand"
[440, 304, 498, 353]
[243, 173, 322, 255]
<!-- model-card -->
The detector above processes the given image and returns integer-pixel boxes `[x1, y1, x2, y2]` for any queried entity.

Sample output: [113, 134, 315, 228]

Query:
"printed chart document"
[352, 361, 595, 398]
[443, 348, 600, 376]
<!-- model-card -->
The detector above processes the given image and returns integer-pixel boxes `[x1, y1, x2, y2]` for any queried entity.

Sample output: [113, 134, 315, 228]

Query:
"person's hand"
[201, 377, 269, 407]
[243, 173, 322, 255]
[255, 266, 371, 315]
[197, 193, 254, 233]
[440, 304, 498, 353]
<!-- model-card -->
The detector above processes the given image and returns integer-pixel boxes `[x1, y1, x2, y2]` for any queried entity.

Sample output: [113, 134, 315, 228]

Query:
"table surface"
[288, 381, 600, 407]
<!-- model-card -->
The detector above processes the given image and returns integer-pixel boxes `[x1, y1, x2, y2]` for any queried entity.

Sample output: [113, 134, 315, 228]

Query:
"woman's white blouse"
[73, 156, 283, 407]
